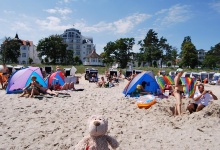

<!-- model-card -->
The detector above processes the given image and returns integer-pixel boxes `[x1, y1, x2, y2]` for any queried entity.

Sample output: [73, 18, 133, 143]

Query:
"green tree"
[138, 29, 170, 67]
[66, 50, 74, 65]
[0, 37, 22, 63]
[37, 35, 67, 65]
[29, 57, 33, 64]
[74, 56, 82, 65]
[171, 47, 178, 66]
[203, 42, 220, 68]
[180, 36, 198, 69]
[100, 52, 114, 66]
[103, 38, 135, 68]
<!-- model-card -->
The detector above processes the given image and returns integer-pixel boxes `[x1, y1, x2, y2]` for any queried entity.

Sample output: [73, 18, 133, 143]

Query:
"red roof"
[86, 50, 101, 58]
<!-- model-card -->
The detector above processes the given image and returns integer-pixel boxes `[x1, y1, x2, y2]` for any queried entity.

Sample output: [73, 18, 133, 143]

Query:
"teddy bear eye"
[99, 119, 102, 120]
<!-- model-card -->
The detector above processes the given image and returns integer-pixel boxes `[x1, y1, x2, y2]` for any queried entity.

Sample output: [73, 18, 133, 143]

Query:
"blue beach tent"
[123, 71, 160, 96]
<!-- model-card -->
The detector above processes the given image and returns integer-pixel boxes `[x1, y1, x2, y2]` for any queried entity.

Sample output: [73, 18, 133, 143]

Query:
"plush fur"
[74, 115, 119, 150]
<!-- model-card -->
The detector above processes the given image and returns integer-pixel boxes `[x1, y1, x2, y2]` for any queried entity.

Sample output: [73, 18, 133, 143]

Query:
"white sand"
[0, 75, 220, 150]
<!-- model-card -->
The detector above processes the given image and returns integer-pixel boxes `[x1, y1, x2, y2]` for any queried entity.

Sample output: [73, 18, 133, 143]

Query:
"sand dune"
[0, 75, 220, 150]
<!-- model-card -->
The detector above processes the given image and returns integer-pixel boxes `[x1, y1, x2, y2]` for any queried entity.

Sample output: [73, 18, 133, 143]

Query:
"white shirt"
[193, 92, 213, 106]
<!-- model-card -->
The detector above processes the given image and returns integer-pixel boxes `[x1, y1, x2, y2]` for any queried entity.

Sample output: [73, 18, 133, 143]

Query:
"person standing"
[173, 68, 184, 116]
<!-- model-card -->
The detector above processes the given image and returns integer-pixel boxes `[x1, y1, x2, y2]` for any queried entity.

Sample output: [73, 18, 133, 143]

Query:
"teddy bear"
[74, 115, 119, 150]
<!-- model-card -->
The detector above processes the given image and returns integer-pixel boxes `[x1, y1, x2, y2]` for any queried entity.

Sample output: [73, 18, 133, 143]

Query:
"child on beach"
[131, 82, 150, 97]
[19, 75, 40, 98]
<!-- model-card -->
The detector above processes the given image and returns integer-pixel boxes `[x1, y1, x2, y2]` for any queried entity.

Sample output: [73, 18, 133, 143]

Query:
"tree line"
[0, 29, 220, 69]
[102, 29, 220, 69]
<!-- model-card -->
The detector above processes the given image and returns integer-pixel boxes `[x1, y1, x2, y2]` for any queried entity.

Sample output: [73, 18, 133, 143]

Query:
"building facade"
[197, 49, 207, 62]
[61, 28, 103, 65]
[84, 49, 103, 66]
[15, 34, 41, 64]
[61, 28, 96, 64]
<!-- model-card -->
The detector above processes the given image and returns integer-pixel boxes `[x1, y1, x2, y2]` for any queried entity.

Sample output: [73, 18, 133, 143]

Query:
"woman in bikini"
[173, 68, 184, 116]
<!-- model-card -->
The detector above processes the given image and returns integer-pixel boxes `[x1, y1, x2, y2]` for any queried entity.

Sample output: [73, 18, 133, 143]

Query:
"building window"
[22, 53, 26, 57]
[22, 46, 26, 50]
[22, 61, 26, 64]
[76, 51, 80, 55]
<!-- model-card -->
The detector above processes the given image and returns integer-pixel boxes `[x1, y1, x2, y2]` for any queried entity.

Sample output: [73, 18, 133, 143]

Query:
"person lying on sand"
[51, 80, 76, 91]
[33, 82, 59, 97]
[187, 83, 218, 113]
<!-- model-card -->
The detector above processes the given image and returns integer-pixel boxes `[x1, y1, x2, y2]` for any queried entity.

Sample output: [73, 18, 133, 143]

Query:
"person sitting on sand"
[112, 73, 119, 83]
[2, 70, 12, 90]
[91, 73, 97, 82]
[139, 81, 150, 94]
[196, 76, 202, 84]
[97, 77, 106, 87]
[105, 77, 115, 87]
[19, 75, 40, 98]
[105, 70, 109, 78]
[187, 84, 218, 113]
[131, 81, 150, 97]
[126, 73, 133, 81]
[0, 63, 9, 89]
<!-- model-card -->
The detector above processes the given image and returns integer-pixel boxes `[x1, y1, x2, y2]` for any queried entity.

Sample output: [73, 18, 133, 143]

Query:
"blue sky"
[0, 0, 220, 54]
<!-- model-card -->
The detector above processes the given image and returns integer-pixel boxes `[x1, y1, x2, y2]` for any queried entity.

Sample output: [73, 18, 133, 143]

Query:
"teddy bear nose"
[94, 121, 100, 126]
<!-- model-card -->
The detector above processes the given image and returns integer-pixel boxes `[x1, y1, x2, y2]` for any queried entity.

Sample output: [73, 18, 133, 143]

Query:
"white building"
[197, 49, 207, 62]
[61, 28, 103, 65]
[84, 49, 103, 66]
[14, 34, 41, 64]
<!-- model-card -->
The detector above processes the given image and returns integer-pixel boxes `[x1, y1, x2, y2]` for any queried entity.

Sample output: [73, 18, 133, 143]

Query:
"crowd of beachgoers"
[0, 64, 220, 149]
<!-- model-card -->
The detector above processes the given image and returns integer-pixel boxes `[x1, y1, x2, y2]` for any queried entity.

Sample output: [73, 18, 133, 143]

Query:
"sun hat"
[176, 68, 183, 73]
[136, 84, 141, 90]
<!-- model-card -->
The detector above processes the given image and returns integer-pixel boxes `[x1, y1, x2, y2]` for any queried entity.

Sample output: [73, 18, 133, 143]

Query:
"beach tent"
[6, 67, 46, 94]
[123, 71, 160, 96]
[45, 71, 65, 88]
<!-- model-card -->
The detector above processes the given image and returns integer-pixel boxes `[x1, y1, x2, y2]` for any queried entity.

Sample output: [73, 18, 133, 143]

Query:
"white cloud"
[74, 13, 151, 34]
[210, 1, 220, 13]
[36, 16, 72, 31]
[45, 7, 72, 15]
[154, 4, 191, 27]
[0, 18, 7, 23]
[3, 10, 15, 14]
[11, 22, 32, 31]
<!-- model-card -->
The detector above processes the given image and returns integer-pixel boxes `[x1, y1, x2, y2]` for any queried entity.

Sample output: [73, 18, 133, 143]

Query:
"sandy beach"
[0, 75, 220, 150]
